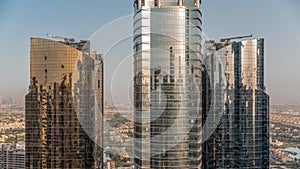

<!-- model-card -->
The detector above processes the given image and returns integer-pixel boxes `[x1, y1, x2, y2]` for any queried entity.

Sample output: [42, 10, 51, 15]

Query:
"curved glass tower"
[26, 38, 103, 169]
[133, 0, 203, 168]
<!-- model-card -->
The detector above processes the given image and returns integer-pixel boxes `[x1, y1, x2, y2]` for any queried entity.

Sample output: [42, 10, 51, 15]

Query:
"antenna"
[46, 33, 75, 43]
[220, 34, 253, 43]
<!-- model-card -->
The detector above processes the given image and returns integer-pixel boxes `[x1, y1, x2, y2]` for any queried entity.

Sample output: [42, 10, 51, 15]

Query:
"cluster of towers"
[133, 0, 269, 169]
[25, 0, 269, 169]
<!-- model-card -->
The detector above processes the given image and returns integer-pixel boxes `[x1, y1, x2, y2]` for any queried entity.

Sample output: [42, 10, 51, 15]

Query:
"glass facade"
[25, 38, 103, 169]
[203, 39, 269, 169]
[133, 0, 203, 168]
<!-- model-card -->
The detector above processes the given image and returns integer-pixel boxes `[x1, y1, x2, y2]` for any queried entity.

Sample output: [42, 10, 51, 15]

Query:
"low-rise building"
[0, 143, 25, 169]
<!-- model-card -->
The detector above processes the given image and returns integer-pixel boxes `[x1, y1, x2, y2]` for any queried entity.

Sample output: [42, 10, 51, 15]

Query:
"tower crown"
[134, 0, 200, 10]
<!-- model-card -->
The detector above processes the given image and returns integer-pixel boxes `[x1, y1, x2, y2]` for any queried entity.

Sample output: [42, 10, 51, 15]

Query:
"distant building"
[203, 38, 270, 169]
[0, 143, 25, 169]
[25, 37, 103, 168]
[16, 141, 25, 150]
[107, 160, 116, 169]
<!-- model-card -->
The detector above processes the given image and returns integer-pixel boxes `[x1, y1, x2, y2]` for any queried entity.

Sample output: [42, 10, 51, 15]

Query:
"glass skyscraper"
[133, 0, 203, 168]
[203, 38, 270, 169]
[25, 38, 103, 169]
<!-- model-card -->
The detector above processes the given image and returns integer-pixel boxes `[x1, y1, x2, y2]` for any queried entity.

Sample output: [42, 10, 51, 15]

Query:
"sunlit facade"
[133, 0, 203, 168]
[25, 38, 103, 169]
[203, 38, 270, 169]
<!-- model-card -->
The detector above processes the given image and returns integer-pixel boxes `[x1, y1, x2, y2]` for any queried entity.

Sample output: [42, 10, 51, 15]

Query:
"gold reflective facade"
[25, 38, 103, 169]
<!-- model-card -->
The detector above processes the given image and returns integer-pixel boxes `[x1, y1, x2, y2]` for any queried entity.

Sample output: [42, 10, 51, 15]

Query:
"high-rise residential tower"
[133, 0, 203, 168]
[25, 37, 103, 169]
[203, 38, 269, 169]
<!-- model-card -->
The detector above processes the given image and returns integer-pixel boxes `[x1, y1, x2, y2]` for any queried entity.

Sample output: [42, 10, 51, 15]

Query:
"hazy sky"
[0, 0, 299, 105]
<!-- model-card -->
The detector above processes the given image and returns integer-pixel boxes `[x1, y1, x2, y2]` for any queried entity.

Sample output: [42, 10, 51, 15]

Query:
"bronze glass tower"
[25, 38, 103, 169]
[133, 0, 203, 168]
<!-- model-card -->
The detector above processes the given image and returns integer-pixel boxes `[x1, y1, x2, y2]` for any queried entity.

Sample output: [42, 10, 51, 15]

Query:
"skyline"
[0, 1, 298, 168]
[0, 0, 300, 105]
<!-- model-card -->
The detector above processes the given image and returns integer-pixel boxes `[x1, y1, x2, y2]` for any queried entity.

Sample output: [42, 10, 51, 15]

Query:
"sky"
[0, 0, 299, 105]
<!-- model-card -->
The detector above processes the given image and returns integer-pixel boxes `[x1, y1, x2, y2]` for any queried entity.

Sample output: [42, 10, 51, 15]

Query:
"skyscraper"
[203, 38, 270, 169]
[133, 0, 203, 168]
[25, 37, 103, 169]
